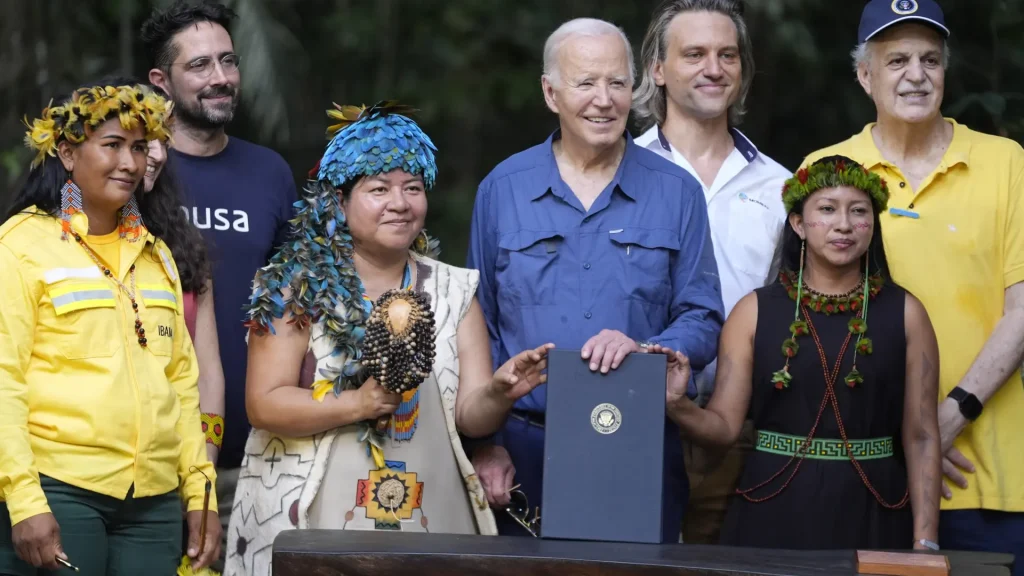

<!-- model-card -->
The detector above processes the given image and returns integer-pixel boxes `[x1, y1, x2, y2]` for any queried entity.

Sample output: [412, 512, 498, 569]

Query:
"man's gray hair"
[632, 0, 754, 131]
[850, 40, 951, 72]
[542, 18, 636, 86]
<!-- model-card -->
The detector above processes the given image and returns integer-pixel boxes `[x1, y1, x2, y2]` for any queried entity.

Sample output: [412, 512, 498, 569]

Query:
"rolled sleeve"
[0, 245, 49, 525]
[648, 181, 725, 396]
[166, 272, 218, 513]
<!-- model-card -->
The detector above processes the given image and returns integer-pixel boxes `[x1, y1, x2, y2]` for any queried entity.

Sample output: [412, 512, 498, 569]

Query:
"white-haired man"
[632, 0, 789, 544]
[465, 17, 725, 541]
[806, 0, 1024, 566]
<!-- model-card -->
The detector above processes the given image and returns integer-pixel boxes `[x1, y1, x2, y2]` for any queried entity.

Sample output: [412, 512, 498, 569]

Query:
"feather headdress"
[23, 84, 173, 168]
[313, 100, 438, 190]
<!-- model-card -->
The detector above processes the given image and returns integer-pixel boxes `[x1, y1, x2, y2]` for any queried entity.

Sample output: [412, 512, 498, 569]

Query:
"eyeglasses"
[174, 54, 241, 79]
[505, 490, 541, 538]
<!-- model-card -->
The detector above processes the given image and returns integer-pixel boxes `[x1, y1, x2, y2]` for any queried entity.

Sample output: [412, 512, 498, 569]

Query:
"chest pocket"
[725, 200, 783, 279]
[139, 283, 180, 357]
[46, 282, 122, 359]
[608, 228, 678, 304]
[496, 230, 564, 306]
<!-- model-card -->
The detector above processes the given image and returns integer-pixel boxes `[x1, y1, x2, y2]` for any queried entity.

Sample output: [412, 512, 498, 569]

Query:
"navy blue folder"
[541, 349, 668, 544]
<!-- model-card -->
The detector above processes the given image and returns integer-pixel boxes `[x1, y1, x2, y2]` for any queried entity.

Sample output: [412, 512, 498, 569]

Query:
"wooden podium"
[272, 531, 1013, 576]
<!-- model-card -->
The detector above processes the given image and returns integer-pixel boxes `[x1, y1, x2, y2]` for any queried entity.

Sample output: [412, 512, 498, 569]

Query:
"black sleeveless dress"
[719, 281, 913, 549]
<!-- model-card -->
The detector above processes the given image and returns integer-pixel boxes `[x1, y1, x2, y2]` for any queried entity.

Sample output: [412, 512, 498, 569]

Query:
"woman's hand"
[185, 509, 222, 571]
[12, 512, 66, 570]
[647, 344, 692, 410]
[490, 343, 555, 403]
[356, 377, 402, 420]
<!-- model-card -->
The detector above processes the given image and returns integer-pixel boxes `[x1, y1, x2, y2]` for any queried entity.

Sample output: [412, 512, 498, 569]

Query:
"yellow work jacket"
[0, 207, 216, 526]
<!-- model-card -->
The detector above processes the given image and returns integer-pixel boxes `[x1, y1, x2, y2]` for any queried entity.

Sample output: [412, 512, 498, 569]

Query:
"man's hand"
[938, 398, 967, 454]
[581, 330, 640, 374]
[941, 447, 975, 500]
[472, 444, 516, 507]
[186, 509, 222, 571]
[12, 512, 65, 570]
[937, 397, 976, 500]
[491, 343, 554, 402]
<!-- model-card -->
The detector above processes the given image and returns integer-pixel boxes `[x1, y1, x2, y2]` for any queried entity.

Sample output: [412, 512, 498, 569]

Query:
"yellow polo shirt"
[804, 119, 1024, 512]
[0, 208, 217, 526]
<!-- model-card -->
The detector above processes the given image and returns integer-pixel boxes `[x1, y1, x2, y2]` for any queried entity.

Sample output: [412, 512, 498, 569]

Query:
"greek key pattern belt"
[756, 430, 894, 460]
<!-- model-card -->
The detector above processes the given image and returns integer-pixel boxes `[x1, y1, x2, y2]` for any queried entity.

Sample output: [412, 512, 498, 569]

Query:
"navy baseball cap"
[858, 0, 950, 44]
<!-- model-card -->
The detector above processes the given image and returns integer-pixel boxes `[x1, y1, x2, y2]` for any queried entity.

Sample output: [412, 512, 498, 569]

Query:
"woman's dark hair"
[4, 75, 211, 294]
[779, 155, 891, 281]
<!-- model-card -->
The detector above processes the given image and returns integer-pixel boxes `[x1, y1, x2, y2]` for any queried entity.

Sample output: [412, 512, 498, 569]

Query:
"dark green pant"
[0, 475, 181, 576]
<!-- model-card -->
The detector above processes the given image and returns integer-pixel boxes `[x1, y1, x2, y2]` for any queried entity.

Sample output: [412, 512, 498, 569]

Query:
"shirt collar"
[531, 129, 639, 201]
[654, 125, 759, 162]
[851, 118, 971, 170]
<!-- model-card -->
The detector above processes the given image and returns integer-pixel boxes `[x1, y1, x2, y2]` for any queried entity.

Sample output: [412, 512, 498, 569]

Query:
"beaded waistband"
[756, 430, 894, 460]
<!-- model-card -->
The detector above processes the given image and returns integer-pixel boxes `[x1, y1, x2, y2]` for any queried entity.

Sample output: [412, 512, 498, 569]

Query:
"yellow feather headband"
[23, 84, 174, 168]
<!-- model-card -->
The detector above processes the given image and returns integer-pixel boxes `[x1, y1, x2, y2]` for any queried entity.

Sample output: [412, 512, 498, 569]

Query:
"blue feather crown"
[315, 100, 438, 190]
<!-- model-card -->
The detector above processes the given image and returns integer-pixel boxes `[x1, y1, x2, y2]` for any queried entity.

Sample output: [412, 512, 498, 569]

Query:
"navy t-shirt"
[169, 137, 297, 469]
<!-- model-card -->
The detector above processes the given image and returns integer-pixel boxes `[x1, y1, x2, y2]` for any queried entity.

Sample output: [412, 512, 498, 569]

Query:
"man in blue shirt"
[141, 1, 297, 565]
[466, 17, 725, 541]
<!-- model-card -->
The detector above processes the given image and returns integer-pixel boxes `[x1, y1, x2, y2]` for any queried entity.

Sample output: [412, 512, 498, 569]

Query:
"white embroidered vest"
[223, 255, 497, 576]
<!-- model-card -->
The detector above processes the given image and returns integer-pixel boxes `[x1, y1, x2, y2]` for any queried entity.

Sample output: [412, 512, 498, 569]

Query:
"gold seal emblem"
[590, 403, 622, 434]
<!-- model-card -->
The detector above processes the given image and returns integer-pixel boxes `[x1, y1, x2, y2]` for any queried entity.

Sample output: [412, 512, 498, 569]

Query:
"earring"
[119, 195, 144, 242]
[60, 179, 83, 241]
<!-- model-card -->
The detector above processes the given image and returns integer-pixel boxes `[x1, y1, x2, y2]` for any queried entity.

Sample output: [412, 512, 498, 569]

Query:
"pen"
[56, 556, 80, 572]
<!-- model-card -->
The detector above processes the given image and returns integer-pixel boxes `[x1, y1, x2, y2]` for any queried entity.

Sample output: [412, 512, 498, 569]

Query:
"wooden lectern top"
[272, 531, 1013, 576]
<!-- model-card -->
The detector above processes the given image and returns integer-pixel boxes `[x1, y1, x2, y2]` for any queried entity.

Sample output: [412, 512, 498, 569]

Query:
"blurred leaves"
[2, 0, 1024, 261]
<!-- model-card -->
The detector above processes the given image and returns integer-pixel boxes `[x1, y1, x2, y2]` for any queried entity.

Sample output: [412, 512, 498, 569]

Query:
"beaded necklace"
[72, 232, 147, 348]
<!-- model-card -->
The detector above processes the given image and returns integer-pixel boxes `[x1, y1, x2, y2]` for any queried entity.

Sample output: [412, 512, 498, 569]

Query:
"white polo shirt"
[635, 125, 790, 401]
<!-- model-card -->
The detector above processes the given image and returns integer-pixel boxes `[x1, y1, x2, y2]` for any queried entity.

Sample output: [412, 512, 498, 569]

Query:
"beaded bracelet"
[201, 413, 224, 448]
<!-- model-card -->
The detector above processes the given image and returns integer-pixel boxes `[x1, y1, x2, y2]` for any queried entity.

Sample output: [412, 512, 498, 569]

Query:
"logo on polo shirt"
[159, 325, 174, 338]
[892, 0, 918, 15]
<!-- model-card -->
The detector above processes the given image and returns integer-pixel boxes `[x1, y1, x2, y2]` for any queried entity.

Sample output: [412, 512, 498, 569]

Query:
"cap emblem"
[892, 0, 919, 15]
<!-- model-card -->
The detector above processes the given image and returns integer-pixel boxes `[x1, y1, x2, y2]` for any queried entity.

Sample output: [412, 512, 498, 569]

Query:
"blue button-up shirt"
[467, 131, 725, 412]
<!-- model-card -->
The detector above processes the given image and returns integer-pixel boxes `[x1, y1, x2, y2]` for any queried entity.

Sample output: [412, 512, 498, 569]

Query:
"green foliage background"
[2, 0, 1022, 264]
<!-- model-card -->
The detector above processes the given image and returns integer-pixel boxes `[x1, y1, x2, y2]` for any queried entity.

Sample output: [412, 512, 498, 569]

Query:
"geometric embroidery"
[756, 430, 894, 461]
[355, 460, 424, 530]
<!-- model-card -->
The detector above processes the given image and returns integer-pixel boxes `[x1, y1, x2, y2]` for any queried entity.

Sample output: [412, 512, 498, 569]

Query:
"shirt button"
[899, 182, 906, 188]
[908, 203, 915, 209]
[583, 262, 591, 270]
[584, 312, 593, 319]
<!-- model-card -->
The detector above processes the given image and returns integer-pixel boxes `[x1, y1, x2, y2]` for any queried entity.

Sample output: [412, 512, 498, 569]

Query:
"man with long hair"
[632, 0, 789, 543]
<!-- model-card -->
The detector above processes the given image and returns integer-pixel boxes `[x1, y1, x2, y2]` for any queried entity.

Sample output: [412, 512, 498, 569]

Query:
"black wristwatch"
[947, 386, 983, 421]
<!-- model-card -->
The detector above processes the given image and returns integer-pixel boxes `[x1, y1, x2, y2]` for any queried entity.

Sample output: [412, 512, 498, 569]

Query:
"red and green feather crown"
[782, 157, 890, 214]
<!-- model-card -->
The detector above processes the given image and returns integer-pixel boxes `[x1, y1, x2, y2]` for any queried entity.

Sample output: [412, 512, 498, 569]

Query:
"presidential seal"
[590, 403, 622, 435]
[891, 0, 918, 15]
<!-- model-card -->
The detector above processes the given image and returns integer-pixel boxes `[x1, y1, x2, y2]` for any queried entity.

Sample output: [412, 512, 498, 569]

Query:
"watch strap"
[947, 386, 969, 403]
